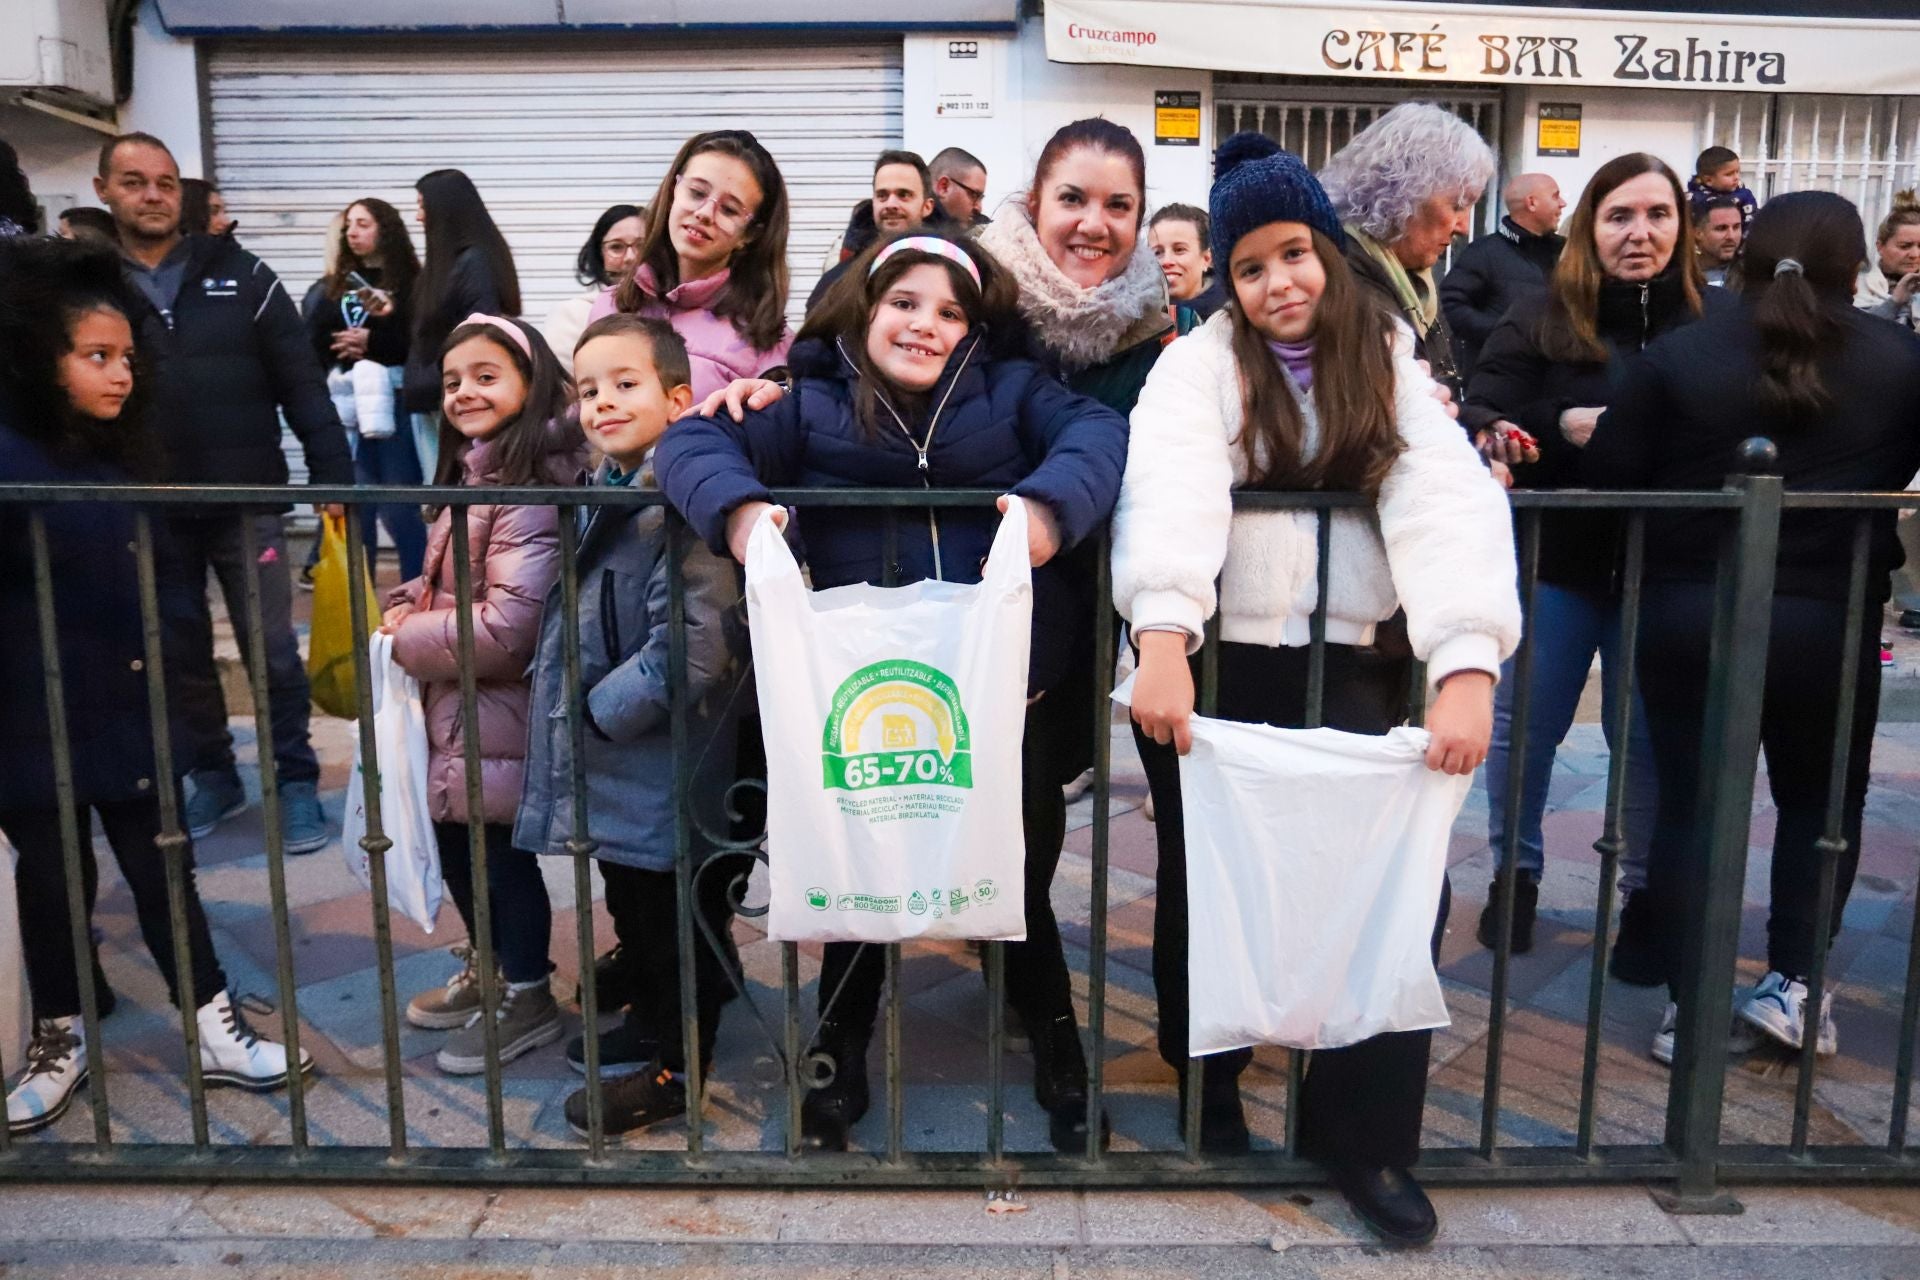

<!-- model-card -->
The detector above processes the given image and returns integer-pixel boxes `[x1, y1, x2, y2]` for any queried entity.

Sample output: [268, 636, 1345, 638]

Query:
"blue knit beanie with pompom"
[1208, 132, 1344, 267]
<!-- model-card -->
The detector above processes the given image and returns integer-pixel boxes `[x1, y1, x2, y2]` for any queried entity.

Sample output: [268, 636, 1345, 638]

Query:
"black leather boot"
[799, 1020, 870, 1152]
[1476, 876, 1537, 954]
[1331, 1163, 1437, 1247]
[575, 944, 637, 1011]
[1608, 889, 1665, 986]
[1177, 1055, 1251, 1155]
[1031, 1013, 1109, 1153]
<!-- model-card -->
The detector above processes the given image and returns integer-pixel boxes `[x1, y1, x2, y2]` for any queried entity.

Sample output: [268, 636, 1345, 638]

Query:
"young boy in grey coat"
[515, 314, 746, 1138]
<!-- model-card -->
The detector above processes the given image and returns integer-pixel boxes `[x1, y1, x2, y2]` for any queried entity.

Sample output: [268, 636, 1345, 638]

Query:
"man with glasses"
[807, 149, 958, 312]
[931, 147, 990, 228]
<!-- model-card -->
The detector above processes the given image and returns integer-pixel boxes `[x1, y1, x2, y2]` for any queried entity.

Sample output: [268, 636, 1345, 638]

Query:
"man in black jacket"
[807, 151, 956, 312]
[95, 132, 352, 854]
[1440, 173, 1566, 381]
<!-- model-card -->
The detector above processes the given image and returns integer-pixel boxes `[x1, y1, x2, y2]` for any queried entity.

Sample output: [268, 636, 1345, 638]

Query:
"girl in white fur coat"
[1113, 135, 1521, 1249]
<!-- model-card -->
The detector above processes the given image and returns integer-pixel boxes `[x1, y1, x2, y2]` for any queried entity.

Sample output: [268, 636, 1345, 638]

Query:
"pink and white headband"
[460, 312, 533, 359]
[868, 236, 982, 292]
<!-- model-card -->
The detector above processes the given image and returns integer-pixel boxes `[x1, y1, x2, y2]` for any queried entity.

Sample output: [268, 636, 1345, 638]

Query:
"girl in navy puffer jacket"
[657, 230, 1128, 1155]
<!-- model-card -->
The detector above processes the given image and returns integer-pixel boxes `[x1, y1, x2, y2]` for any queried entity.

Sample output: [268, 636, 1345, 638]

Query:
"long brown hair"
[413, 169, 522, 348]
[1541, 153, 1703, 363]
[798, 231, 1020, 439]
[614, 130, 790, 352]
[324, 197, 419, 303]
[1743, 191, 1866, 421]
[430, 317, 574, 491]
[1228, 228, 1401, 496]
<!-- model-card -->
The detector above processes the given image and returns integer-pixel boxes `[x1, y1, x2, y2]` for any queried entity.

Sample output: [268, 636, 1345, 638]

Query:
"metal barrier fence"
[1, 452, 1917, 1209]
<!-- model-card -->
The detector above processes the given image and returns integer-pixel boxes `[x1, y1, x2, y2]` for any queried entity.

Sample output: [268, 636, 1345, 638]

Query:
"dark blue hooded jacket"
[656, 328, 1129, 694]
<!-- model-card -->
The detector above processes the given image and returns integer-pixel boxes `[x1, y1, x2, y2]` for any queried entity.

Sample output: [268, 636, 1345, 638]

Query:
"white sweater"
[1111, 312, 1522, 690]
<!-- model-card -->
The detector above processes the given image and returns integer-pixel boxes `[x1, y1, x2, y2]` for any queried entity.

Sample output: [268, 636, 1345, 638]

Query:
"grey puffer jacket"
[387, 418, 587, 825]
[515, 461, 745, 871]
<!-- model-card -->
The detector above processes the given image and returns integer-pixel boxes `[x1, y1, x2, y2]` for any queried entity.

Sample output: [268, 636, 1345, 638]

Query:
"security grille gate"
[205, 38, 904, 330]
[1701, 93, 1920, 225]
[1213, 84, 1505, 237]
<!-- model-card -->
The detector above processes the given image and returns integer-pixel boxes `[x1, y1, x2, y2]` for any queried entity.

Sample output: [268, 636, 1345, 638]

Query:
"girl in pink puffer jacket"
[381, 313, 587, 1075]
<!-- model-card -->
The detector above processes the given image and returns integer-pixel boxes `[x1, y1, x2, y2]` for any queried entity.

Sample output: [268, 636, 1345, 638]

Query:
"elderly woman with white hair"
[1320, 102, 1496, 402]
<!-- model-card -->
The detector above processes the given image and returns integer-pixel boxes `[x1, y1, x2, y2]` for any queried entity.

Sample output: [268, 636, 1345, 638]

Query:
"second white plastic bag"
[341, 631, 442, 932]
[1176, 716, 1472, 1054]
[749, 500, 1032, 943]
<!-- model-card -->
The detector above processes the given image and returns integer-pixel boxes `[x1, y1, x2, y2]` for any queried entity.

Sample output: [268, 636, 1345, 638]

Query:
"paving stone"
[477, 1187, 788, 1242]
[1674, 1185, 1920, 1246]
[780, 1189, 1080, 1246]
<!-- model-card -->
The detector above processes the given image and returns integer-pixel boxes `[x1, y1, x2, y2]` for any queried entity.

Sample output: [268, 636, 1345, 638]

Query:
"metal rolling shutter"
[206, 36, 904, 334]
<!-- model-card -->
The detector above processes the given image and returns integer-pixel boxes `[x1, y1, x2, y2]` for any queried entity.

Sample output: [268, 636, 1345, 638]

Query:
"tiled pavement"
[14, 700, 1920, 1163]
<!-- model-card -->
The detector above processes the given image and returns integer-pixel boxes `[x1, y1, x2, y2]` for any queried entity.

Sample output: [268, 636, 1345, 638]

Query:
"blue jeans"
[349, 430, 427, 583]
[1485, 582, 1659, 891]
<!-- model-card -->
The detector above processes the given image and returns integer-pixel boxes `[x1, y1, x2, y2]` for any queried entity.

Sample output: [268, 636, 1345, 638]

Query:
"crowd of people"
[3, 107, 1919, 1248]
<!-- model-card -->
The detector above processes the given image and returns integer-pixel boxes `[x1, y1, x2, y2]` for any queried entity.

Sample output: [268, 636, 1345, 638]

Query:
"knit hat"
[1208, 132, 1344, 267]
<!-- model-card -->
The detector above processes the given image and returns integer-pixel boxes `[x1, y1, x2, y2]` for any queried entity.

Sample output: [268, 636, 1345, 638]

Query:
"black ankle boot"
[1330, 1163, 1437, 1247]
[575, 944, 638, 1011]
[1476, 876, 1537, 953]
[1031, 1013, 1109, 1153]
[1608, 889, 1665, 986]
[1177, 1056, 1251, 1155]
[800, 1020, 870, 1152]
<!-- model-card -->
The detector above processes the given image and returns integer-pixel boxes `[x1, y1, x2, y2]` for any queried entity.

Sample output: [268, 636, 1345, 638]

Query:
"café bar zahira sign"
[1045, 0, 1920, 96]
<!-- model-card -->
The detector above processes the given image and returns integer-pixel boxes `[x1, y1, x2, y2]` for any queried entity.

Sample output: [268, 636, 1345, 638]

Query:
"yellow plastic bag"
[306, 513, 382, 719]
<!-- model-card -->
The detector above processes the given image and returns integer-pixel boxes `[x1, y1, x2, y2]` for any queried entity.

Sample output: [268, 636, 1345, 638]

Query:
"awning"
[1045, 0, 1920, 96]
[155, 0, 1017, 36]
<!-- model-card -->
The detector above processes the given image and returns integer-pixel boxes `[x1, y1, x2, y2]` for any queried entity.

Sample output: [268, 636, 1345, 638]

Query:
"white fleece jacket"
[1111, 312, 1522, 689]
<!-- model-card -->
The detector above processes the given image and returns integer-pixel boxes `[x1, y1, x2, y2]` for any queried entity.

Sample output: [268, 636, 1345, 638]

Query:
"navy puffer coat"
[0, 402, 180, 810]
[656, 329, 1130, 695]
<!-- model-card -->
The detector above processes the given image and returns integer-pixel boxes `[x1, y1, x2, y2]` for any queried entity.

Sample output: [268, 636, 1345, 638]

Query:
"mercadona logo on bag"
[748, 500, 1032, 943]
[822, 659, 973, 803]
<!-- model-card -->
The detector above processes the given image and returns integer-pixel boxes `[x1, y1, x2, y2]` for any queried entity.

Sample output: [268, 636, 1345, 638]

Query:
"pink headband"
[868, 236, 982, 292]
[460, 313, 533, 360]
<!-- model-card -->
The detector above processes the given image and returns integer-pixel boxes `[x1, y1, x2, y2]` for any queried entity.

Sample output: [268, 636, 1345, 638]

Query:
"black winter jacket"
[1439, 216, 1565, 379]
[403, 247, 506, 413]
[656, 330, 1130, 697]
[1344, 235, 1464, 402]
[1587, 300, 1920, 603]
[1466, 267, 1731, 592]
[122, 234, 352, 496]
[0, 404, 189, 809]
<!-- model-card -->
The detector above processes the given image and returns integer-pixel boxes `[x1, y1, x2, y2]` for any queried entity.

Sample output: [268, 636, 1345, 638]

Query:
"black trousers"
[434, 821, 553, 986]
[815, 696, 1077, 1042]
[1636, 582, 1880, 986]
[3, 794, 227, 1022]
[1136, 640, 1449, 1170]
[160, 512, 320, 785]
[601, 855, 748, 1073]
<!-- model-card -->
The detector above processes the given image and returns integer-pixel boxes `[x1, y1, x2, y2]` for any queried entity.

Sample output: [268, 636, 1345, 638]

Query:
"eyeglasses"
[601, 238, 640, 259]
[945, 176, 987, 206]
[673, 174, 755, 231]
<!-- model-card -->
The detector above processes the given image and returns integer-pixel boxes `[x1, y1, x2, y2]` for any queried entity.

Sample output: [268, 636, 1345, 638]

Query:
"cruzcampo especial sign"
[1045, 0, 1920, 96]
[821, 659, 975, 792]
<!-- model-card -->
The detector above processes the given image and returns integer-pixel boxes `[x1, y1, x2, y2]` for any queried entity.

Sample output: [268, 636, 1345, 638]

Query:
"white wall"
[119, 0, 206, 179]
[4, 104, 107, 226]
[905, 15, 1212, 218]
[1507, 86, 1710, 203]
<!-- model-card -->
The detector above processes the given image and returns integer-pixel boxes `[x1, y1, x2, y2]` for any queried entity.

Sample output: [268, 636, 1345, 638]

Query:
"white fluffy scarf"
[977, 202, 1169, 373]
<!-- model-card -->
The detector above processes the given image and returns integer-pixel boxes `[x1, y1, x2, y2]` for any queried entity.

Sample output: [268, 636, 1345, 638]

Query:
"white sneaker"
[6, 1017, 87, 1134]
[1737, 970, 1838, 1056]
[1062, 768, 1095, 803]
[1142, 790, 1156, 822]
[197, 991, 315, 1090]
[1651, 997, 1774, 1067]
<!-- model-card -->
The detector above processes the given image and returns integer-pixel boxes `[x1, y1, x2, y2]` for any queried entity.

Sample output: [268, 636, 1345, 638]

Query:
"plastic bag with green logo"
[748, 498, 1033, 943]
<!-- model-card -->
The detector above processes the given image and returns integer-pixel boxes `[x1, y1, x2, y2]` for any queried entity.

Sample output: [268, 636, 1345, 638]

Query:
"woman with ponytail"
[1587, 190, 1920, 1066]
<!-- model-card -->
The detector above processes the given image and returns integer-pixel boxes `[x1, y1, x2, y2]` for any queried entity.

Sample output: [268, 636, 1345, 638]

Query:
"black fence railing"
[1, 453, 1916, 1208]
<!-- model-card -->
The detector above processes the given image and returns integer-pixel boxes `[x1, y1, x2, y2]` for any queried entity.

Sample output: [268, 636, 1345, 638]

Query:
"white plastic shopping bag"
[351, 359, 397, 439]
[1174, 715, 1472, 1054]
[0, 835, 26, 1072]
[749, 499, 1033, 943]
[341, 631, 442, 932]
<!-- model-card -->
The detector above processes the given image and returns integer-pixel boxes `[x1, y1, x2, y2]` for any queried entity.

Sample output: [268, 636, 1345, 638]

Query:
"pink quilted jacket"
[387, 420, 588, 825]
